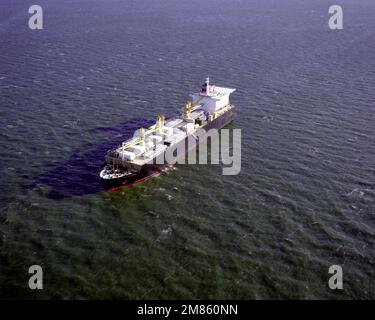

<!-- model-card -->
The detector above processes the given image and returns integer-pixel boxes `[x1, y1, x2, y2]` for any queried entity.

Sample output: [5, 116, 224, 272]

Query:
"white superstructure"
[104, 78, 236, 172]
[190, 76, 236, 113]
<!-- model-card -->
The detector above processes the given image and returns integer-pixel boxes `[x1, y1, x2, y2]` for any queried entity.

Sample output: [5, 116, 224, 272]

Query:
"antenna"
[206, 76, 210, 95]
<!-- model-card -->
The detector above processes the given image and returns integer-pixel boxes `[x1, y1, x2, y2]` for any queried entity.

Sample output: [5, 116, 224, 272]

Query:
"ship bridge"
[190, 77, 236, 113]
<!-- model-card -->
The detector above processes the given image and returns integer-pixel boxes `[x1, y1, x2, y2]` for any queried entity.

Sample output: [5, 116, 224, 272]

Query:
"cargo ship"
[100, 78, 236, 190]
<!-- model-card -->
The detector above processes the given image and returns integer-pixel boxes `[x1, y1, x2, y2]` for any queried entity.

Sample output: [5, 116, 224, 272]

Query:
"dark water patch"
[25, 118, 154, 199]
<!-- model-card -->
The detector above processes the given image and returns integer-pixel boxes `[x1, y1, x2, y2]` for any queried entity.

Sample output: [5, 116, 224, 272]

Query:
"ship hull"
[103, 107, 234, 190]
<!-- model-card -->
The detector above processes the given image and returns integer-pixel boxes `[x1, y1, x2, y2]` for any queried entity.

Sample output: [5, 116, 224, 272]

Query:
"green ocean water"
[0, 0, 374, 299]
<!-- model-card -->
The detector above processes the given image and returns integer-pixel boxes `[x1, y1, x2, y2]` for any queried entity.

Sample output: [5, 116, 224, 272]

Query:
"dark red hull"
[104, 107, 234, 191]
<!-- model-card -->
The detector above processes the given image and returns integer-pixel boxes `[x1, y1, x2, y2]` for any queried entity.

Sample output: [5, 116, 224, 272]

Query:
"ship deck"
[105, 103, 234, 170]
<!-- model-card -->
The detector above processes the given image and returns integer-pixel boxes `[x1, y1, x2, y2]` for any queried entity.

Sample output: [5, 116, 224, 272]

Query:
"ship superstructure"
[100, 78, 236, 188]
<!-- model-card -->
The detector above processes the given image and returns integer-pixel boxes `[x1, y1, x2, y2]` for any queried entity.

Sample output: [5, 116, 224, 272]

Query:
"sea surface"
[0, 0, 374, 299]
